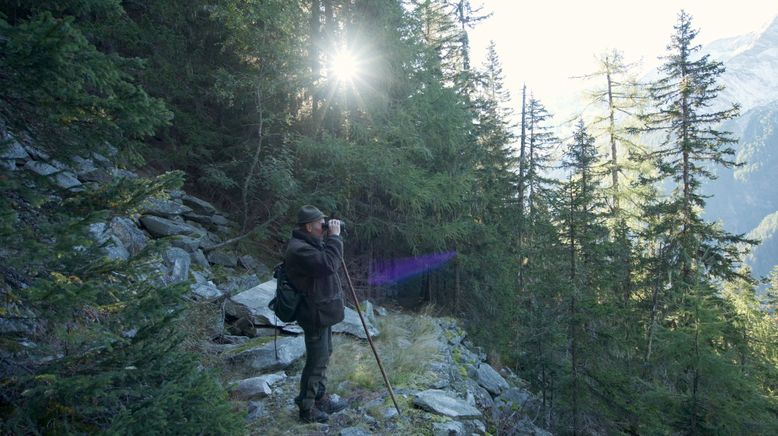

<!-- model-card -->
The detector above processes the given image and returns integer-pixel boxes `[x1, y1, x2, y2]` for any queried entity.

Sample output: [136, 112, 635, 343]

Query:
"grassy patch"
[227, 334, 275, 354]
[328, 313, 442, 393]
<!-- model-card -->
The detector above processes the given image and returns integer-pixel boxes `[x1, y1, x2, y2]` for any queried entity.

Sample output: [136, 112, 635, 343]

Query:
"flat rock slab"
[110, 217, 148, 256]
[207, 250, 238, 267]
[191, 281, 224, 300]
[228, 336, 305, 371]
[413, 389, 482, 419]
[141, 198, 192, 218]
[433, 421, 466, 436]
[224, 280, 286, 327]
[226, 280, 380, 339]
[229, 372, 287, 399]
[24, 161, 82, 190]
[475, 363, 509, 396]
[1, 140, 29, 161]
[140, 215, 202, 238]
[182, 194, 217, 215]
[333, 306, 380, 339]
[164, 247, 191, 284]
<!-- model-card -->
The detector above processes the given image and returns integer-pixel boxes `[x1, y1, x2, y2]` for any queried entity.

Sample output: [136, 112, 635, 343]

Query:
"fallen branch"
[202, 232, 253, 253]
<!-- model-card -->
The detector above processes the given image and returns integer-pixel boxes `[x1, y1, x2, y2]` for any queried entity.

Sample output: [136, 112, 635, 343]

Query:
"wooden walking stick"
[340, 257, 402, 416]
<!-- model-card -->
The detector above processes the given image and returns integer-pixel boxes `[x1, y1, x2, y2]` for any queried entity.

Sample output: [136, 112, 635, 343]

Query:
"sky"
[469, 0, 778, 125]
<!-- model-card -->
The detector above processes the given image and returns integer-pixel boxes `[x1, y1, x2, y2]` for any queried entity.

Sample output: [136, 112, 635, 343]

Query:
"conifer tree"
[512, 94, 566, 426]
[522, 96, 559, 219]
[578, 50, 650, 305]
[633, 11, 774, 433]
[640, 10, 745, 284]
[556, 119, 615, 433]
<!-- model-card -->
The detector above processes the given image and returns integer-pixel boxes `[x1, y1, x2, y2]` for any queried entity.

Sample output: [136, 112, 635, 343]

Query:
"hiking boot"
[315, 393, 348, 414]
[299, 406, 329, 424]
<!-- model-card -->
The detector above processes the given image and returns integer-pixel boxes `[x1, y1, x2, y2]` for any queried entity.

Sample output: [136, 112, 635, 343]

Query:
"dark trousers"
[297, 325, 332, 410]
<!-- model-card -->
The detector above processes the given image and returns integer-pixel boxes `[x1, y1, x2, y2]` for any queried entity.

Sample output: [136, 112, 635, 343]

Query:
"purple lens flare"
[368, 251, 457, 285]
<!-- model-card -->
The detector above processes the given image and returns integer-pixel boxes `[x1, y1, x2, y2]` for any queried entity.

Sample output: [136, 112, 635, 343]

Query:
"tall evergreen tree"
[633, 11, 774, 433]
[555, 119, 614, 433]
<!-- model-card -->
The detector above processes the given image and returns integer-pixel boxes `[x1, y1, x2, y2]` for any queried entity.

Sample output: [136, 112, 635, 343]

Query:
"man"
[285, 205, 349, 423]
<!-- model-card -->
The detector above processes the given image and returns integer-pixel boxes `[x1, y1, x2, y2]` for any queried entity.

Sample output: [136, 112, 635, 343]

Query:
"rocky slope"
[0, 127, 550, 435]
[221, 306, 549, 435]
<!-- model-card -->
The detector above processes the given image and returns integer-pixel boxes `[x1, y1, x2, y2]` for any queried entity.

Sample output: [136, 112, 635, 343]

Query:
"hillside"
[701, 15, 778, 277]
[0, 132, 548, 434]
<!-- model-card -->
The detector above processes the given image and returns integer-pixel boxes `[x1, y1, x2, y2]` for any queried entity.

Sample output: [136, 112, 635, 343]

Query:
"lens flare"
[331, 48, 360, 83]
[369, 251, 457, 286]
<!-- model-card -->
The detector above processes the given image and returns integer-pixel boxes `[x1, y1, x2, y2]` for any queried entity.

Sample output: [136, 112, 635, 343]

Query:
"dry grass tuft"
[328, 312, 442, 392]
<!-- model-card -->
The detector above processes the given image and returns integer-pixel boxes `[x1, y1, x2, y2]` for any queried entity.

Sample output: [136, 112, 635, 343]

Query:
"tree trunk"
[241, 85, 264, 232]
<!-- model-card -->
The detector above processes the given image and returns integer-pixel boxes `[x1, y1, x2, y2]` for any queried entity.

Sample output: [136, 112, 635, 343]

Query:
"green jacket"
[284, 229, 345, 328]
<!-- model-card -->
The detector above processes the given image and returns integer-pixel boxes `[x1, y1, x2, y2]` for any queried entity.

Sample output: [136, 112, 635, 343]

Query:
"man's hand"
[328, 219, 341, 236]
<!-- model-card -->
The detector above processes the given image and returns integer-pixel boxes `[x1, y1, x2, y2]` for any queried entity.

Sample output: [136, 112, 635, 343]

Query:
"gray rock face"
[382, 407, 398, 419]
[163, 247, 191, 284]
[140, 215, 201, 237]
[221, 274, 261, 295]
[110, 217, 147, 256]
[280, 324, 304, 335]
[466, 380, 494, 410]
[359, 300, 376, 326]
[210, 214, 230, 226]
[88, 222, 130, 260]
[207, 250, 238, 267]
[105, 241, 130, 261]
[229, 336, 305, 371]
[170, 235, 200, 253]
[111, 168, 138, 179]
[23, 145, 49, 160]
[71, 155, 97, 176]
[230, 372, 286, 399]
[433, 420, 466, 436]
[88, 222, 110, 244]
[142, 198, 192, 218]
[196, 232, 222, 250]
[464, 419, 486, 434]
[1, 140, 29, 162]
[238, 255, 270, 278]
[224, 280, 286, 327]
[496, 387, 533, 408]
[246, 400, 267, 422]
[499, 416, 551, 436]
[475, 363, 510, 396]
[182, 194, 217, 215]
[182, 211, 217, 226]
[0, 295, 37, 335]
[413, 390, 482, 419]
[191, 249, 210, 270]
[24, 161, 82, 190]
[492, 387, 541, 427]
[191, 281, 224, 300]
[332, 306, 380, 339]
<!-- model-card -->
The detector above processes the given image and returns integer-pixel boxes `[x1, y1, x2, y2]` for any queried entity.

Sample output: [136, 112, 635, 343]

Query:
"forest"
[1, 0, 777, 434]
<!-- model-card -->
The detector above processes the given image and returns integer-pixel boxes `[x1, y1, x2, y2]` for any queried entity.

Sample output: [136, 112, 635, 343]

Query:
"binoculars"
[322, 219, 346, 232]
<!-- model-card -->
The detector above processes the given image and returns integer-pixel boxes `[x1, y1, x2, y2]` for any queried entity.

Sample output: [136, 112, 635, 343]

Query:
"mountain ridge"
[701, 15, 778, 278]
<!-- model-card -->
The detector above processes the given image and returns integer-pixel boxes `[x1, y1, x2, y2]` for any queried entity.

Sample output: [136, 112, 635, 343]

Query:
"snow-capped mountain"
[708, 15, 778, 112]
[702, 14, 778, 279]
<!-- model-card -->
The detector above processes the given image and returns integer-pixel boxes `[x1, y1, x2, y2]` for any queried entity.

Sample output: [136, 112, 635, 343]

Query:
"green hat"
[297, 205, 325, 224]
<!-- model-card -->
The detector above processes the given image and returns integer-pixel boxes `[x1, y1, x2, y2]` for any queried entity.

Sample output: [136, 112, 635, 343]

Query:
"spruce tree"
[556, 119, 615, 433]
[634, 11, 774, 433]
